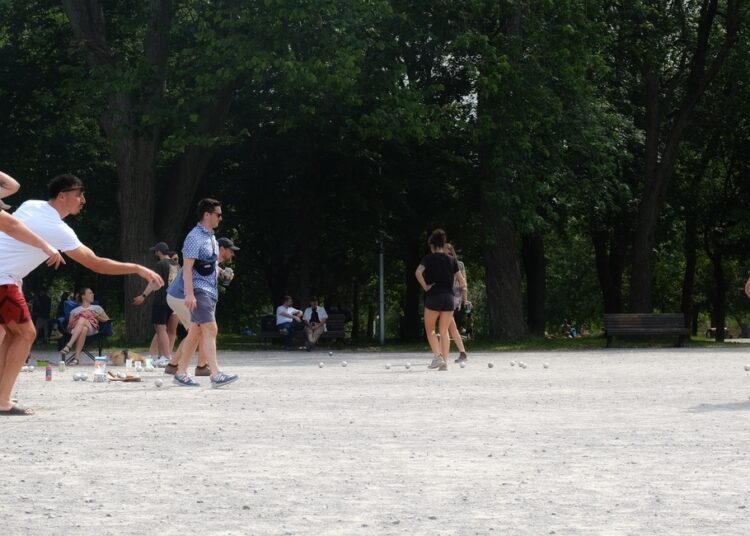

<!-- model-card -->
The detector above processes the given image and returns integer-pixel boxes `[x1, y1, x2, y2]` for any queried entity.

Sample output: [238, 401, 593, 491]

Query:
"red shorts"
[0, 284, 31, 325]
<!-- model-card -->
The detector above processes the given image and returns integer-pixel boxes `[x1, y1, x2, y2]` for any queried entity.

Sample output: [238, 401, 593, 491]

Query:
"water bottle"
[45, 362, 52, 381]
[221, 267, 234, 287]
[59, 356, 66, 373]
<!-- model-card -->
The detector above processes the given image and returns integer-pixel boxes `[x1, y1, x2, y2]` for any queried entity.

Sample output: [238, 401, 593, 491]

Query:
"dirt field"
[2, 347, 750, 535]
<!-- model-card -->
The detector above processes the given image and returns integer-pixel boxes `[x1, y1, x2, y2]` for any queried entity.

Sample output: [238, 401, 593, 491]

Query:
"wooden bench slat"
[603, 313, 688, 347]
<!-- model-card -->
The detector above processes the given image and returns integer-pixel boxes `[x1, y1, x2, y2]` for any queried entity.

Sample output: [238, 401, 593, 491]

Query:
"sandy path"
[2, 347, 750, 535]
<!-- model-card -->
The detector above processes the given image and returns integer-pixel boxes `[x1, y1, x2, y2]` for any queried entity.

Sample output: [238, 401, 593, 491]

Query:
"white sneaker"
[428, 356, 444, 369]
[154, 356, 170, 368]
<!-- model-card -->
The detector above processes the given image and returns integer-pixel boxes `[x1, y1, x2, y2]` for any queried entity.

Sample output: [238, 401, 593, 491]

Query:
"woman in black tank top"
[415, 229, 467, 370]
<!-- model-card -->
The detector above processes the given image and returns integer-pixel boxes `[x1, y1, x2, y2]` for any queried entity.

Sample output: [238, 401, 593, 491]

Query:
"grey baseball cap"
[218, 237, 239, 251]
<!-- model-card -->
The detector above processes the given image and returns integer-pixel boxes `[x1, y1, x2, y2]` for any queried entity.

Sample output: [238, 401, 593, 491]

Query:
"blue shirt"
[181, 223, 219, 300]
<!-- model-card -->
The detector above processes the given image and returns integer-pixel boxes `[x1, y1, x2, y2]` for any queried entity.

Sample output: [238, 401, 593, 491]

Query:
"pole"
[379, 248, 385, 344]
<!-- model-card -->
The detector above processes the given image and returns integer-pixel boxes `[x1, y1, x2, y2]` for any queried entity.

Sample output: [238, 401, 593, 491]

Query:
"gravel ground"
[2, 347, 750, 536]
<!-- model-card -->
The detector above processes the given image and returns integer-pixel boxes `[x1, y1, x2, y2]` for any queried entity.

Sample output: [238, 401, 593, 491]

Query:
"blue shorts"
[191, 289, 217, 325]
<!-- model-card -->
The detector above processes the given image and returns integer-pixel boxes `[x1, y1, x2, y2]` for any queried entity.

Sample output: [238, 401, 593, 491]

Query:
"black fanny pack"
[193, 255, 217, 277]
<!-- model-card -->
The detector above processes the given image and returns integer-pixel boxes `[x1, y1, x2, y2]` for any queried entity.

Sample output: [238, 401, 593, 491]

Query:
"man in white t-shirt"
[276, 295, 303, 350]
[0, 174, 164, 416]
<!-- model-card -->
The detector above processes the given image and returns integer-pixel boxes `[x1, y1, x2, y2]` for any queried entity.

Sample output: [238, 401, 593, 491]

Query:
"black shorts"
[151, 302, 173, 325]
[424, 293, 455, 312]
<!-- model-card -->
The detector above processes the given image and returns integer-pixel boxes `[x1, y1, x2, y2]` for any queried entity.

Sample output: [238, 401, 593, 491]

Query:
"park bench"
[603, 313, 689, 348]
[259, 313, 347, 345]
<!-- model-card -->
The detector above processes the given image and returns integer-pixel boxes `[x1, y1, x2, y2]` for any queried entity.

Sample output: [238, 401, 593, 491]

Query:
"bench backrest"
[603, 313, 685, 329]
[325, 313, 346, 334]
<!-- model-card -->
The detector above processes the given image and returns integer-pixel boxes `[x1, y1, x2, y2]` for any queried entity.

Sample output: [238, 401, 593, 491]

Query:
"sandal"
[0, 403, 35, 416]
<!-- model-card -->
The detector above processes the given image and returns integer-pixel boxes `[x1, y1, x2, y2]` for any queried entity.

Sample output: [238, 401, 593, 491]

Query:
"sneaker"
[194, 364, 211, 376]
[164, 363, 178, 375]
[428, 356, 444, 369]
[454, 352, 468, 363]
[210, 372, 238, 389]
[154, 356, 170, 368]
[437, 360, 448, 371]
[173, 373, 200, 387]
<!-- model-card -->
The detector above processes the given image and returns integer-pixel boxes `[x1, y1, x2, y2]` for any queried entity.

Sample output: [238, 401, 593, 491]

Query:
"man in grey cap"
[133, 241, 175, 366]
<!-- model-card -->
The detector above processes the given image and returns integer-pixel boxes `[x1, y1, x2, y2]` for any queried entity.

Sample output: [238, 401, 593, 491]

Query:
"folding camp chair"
[57, 299, 112, 364]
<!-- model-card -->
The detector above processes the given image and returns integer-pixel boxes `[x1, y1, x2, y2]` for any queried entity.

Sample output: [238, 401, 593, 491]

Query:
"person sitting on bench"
[276, 295, 303, 350]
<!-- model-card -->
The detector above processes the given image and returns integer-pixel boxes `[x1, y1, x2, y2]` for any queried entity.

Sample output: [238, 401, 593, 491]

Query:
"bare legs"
[63, 320, 93, 362]
[424, 309, 455, 362]
[176, 322, 219, 376]
[0, 320, 36, 411]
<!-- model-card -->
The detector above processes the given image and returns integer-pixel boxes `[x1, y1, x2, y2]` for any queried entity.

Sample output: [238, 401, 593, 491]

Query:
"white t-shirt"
[0, 200, 82, 285]
[303, 306, 328, 332]
[276, 305, 301, 325]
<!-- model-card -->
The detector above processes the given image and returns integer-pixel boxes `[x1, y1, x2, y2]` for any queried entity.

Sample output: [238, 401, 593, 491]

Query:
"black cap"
[218, 237, 239, 251]
[149, 241, 169, 253]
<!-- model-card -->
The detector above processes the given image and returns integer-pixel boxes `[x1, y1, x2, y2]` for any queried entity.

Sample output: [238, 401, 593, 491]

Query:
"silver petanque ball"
[543, 362, 550, 369]
[319, 362, 325, 368]
[385, 363, 391, 370]
[341, 361, 348, 367]
[154, 378, 163, 388]
[405, 362, 411, 370]
[79, 373, 88, 381]
[459, 361, 466, 368]
[28, 365, 35, 372]
[744, 365, 750, 372]
[328, 351, 333, 356]
[488, 362, 494, 368]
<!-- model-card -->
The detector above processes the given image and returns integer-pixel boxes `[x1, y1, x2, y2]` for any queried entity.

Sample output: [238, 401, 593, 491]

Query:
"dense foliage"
[1, 1, 748, 342]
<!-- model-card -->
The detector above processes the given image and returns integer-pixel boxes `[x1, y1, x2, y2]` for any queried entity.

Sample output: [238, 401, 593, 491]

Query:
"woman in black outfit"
[415, 229, 468, 370]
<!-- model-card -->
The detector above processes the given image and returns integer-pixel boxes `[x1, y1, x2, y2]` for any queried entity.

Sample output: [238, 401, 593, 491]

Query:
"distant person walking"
[415, 229, 467, 371]
[444, 243, 470, 362]
[132, 241, 175, 367]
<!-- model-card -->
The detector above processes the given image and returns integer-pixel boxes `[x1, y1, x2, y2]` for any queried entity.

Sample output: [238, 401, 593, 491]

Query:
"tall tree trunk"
[482, 215, 525, 339]
[400, 237, 422, 342]
[351, 278, 360, 341]
[522, 232, 545, 336]
[681, 212, 698, 333]
[591, 227, 624, 314]
[710, 250, 726, 342]
[114, 139, 159, 341]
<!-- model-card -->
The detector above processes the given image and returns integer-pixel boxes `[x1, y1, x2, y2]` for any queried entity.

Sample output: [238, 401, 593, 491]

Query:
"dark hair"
[48, 174, 83, 198]
[197, 198, 221, 219]
[310, 296, 319, 302]
[283, 295, 293, 303]
[75, 287, 91, 304]
[428, 228, 447, 249]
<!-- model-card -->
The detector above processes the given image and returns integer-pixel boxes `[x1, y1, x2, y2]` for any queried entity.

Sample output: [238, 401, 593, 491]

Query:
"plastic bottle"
[45, 362, 52, 381]
[59, 356, 66, 373]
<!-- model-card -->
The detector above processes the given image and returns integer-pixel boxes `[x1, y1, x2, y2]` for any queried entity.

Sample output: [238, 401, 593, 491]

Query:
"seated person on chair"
[60, 288, 109, 364]
[302, 296, 328, 351]
[276, 295, 303, 349]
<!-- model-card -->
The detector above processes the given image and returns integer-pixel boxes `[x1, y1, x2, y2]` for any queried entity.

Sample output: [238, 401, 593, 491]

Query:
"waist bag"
[193, 255, 217, 277]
